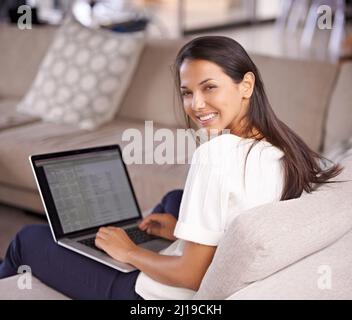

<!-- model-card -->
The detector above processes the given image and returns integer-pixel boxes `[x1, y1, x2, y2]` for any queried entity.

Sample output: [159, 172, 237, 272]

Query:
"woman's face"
[179, 59, 254, 135]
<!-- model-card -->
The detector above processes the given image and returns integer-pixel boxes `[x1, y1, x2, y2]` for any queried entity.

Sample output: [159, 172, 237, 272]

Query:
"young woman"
[0, 36, 342, 299]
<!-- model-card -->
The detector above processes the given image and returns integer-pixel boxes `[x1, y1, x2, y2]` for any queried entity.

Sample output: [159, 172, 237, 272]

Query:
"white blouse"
[135, 133, 285, 300]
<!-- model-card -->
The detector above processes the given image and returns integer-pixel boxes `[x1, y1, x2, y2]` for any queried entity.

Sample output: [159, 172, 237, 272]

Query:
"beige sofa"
[0, 24, 352, 299]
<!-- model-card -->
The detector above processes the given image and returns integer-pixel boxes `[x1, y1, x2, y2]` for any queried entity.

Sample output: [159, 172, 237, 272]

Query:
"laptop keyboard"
[79, 237, 104, 252]
[79, 226, 157, 251]
[124, 226, 158, 244]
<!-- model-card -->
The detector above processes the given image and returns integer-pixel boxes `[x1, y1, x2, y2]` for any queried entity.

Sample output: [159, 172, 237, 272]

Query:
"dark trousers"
[0, 190, 183, 299]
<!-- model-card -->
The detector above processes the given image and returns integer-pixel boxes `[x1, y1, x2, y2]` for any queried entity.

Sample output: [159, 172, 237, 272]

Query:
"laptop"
[30, 144, 172, 273]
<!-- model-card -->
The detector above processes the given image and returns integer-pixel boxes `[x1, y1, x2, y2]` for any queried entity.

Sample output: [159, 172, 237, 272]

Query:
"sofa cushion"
[0, 25, 57, 99]
[0, 118, 190, 212]
[323, 62, 352, 153]
[0, 99, 40, 131]
[194, 157, 352, 300]
[0, 275, 70, 300]
[251, 55, 338, 152]
[17, 17, 145, 130]
[0, 99, 21, 112]
[118, 39, 187, 128]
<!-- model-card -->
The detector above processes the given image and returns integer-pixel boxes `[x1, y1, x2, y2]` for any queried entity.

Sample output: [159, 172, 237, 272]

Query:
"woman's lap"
[0, 189, 184, 299]
[0, 224, 141, 299]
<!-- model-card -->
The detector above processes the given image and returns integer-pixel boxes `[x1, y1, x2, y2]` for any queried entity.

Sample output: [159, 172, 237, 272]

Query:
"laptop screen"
[33, 147, 140, 234]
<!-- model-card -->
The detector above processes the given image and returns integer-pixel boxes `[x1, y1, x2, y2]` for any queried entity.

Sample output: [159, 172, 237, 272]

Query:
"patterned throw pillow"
[17, 16, 145, 130]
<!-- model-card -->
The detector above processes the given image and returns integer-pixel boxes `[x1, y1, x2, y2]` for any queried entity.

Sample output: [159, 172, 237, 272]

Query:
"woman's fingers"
[98, 226, 111, 233]
[95, 235, 106, 249]
[146, 223, 162, 237]
[139, 213, 162, 230]
[138, 215, 153, 229]
[139, 214, 164, 237]
[96, 227, 111, 240]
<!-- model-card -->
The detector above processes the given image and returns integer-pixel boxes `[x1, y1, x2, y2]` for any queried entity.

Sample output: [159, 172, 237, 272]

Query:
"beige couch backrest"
[0, 25, 341, 152]
[323, 62, 352, 153]
[118, 39, 188, 128]
[0, 25, 57, 98]
[251, 54, 338, 152]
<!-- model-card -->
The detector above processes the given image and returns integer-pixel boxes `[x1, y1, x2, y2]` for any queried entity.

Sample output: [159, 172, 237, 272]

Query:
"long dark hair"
[174, 36, 342, 201]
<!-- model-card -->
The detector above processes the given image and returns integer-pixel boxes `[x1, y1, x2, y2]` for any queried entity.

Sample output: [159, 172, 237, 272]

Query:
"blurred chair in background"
[277, 0, 352, 60]
[276, 0, 310, 32]
[301, 0, 347, 59]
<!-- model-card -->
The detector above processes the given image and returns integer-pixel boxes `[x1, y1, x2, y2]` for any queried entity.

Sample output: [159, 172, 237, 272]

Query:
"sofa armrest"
[227, 229, 352, 300]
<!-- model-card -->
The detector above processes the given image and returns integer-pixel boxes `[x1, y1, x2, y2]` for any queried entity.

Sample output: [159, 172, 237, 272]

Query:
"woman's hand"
[95, 226, 138, 263]
[138, 213, 177, 241]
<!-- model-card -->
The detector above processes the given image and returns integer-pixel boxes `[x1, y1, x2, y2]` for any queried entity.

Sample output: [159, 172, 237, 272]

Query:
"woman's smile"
[195, 112, 219, 126]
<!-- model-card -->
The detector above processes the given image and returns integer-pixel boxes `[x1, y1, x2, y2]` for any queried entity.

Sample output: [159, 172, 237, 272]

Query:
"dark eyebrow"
[180, 78, 213, 89]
